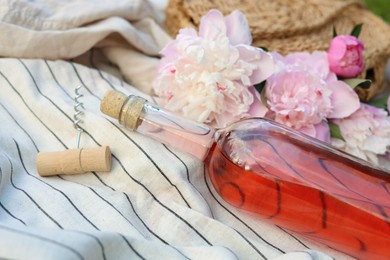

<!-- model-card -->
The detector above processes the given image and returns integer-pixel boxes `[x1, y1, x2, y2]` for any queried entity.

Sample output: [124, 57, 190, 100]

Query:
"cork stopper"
[100, 90, 128, 120]
[100, 90, 146, 130]
[36, 146, 112, 177]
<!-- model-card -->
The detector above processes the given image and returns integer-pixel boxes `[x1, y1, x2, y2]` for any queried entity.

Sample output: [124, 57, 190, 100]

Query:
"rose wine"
[101, 90, 390, 260]
[207, 121, 390, 260]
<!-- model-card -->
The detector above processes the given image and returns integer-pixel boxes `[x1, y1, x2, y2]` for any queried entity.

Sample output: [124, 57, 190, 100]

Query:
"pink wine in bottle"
[101, 90, 390, 260]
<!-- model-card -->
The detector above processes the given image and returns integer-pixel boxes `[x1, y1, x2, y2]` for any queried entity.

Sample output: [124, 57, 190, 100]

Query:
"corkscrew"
[35, 86, 112, 177]
[73, 85, 84, 148]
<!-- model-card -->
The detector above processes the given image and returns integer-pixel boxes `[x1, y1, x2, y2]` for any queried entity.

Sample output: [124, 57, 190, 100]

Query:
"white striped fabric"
[0, 0, 353, 259]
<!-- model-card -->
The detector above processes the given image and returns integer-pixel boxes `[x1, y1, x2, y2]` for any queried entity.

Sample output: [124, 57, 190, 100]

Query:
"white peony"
[331, 104, 390, 167]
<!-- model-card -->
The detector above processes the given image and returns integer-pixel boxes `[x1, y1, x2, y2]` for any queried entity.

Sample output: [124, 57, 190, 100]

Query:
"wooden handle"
[36, 146, 112, 176]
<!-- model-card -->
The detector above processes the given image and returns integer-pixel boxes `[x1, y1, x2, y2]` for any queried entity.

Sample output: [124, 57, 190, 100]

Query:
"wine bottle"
[100, 90, 390, 260]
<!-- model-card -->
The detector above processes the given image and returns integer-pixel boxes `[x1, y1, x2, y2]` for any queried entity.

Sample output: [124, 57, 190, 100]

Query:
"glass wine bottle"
[100, 90, 390, 260]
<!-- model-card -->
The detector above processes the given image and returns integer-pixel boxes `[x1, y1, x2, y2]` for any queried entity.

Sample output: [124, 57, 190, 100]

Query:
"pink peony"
[331, 104, 390, 167]
[265, 68, 333, 129]
[328, 35, 364, 78]
[256, 51, 360, 141]
[153, 9, 274, 128]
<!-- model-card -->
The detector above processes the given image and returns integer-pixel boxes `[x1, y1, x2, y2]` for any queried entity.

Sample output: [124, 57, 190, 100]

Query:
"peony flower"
[265, 68, 333, 129]
[328, 35, 364, 78]
[257, 51, 360, 141]
[331, 104, 390, 167]
[153, 9, 274, 128]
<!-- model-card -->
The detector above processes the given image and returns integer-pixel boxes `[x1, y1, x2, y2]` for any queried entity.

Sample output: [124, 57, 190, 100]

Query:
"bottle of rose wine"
[101, 90, 390, 260]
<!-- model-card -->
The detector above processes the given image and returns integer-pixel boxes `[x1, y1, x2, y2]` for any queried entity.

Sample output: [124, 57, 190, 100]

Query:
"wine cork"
[36, 146, 112, 176]
[100, 90, 127, 120]
[100, 90, 146, 130]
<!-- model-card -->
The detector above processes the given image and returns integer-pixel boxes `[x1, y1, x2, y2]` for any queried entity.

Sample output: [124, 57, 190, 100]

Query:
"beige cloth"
[0, 0, 171, 94]
[0, 0, 353, 259]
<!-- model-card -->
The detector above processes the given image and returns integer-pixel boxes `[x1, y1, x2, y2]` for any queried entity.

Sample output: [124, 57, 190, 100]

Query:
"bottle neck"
[120, 95, 217, 161]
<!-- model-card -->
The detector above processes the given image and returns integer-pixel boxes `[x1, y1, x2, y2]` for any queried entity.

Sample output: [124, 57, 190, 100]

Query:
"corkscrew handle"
[36, 146, 112, 176]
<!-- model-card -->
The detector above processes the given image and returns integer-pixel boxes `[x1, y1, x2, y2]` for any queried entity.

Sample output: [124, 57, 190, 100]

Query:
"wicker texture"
[165, 0, 390, 101]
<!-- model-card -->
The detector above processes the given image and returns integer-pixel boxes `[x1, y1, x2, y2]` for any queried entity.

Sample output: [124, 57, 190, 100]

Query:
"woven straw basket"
[165, 0, 390, 101]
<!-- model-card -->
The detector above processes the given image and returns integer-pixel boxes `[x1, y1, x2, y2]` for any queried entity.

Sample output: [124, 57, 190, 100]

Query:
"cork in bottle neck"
[100, 90, 146, 130]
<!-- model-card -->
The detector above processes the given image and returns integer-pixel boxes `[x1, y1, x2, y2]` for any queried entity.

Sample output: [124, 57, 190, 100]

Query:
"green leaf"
[253, 81, 268, 107]
[343, 78, 371, 89]
[329, 123, 345, 141]
[260, 86, 268, 107]
[350, 23, 363, 38]
[259, 46, 269, 52]
[366, 93, 389, 109]
[333, 26, 338, 38]
[254, 81, 266, 94]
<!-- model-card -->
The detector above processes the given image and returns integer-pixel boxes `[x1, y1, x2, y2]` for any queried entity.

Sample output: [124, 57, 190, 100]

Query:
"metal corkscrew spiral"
[73, 85, 84, 148]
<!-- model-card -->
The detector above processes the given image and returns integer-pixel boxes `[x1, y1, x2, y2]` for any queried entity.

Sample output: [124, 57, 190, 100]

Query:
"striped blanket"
[0, 0, 352, 259]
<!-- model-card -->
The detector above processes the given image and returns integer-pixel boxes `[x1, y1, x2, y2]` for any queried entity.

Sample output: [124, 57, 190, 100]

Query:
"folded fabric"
[0, 0, 171, 94]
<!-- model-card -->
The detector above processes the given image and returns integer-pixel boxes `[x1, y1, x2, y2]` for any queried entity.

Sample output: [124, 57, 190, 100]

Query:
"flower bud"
[328, 35, 364, 78]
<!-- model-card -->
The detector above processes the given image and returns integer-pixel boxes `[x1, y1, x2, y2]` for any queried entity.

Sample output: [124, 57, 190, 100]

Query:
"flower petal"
[198, 9, 226, 40]
[247, 86, 268, 117]
[310, 51, 330, 79]
[236, 45, 274, 84]
[363, 136, 390, 154]
[327, 79, 360, 118]
[314, 121, 331, 143]
[224, 10, 252, 45]
[178, 28, 198, 37]
[328, 37, 347, 61]
[250, 50, 275, 84]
